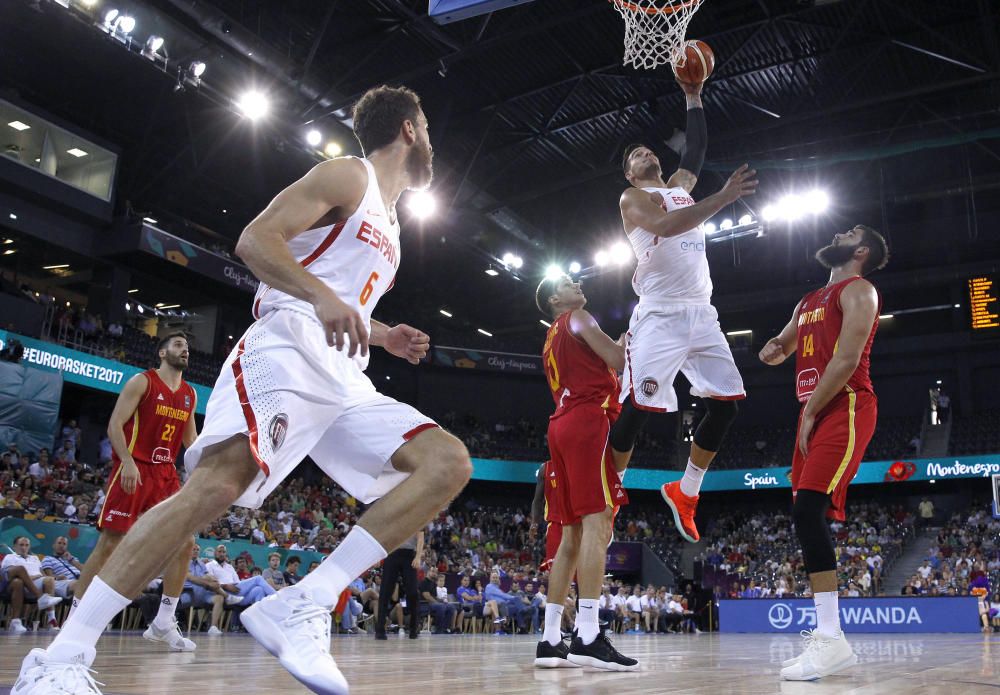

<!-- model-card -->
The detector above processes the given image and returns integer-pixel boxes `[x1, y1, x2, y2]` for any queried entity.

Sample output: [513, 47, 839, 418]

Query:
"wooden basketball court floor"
[2, 632, 999, 694]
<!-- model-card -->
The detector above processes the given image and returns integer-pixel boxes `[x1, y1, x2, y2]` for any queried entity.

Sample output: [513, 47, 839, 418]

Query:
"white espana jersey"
[251, 157, 399, 369]
[627, 186, 712, 304]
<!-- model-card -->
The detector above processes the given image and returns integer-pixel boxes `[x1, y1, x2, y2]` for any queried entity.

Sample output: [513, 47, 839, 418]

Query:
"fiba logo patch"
[268, 413, 289, 451]
[641, 378, 659, 397]
[768, 603, 794, 630]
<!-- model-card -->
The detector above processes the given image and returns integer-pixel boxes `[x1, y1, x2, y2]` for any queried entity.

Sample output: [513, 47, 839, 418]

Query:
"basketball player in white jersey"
[16, 85, 472, 695]
[607, 77, 758, 545]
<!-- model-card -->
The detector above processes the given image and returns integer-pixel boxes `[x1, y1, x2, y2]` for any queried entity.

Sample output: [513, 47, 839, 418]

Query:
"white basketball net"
[611, 0, 705, 71]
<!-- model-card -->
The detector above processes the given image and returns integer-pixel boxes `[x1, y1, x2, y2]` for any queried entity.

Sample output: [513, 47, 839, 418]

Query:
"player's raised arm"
[665, 80, 706, 194]
[620, 164, 757, 238]
[236, 157, 370, 356]
[759, 300, 804, 366]
[798, 280, 879, 456]
[107, 373, 148, 495]
[569, 309, 625, 372]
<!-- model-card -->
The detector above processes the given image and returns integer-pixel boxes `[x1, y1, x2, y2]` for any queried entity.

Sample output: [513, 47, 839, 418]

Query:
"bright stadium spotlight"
[143, 35, 164, 60]
[237, 90, 270, 120]
[324, 141, 342, 157]
[118, 15, 135, 34]
[805, 189, 830, 214]
[484, 266, 499, 277]
[306, 129, 322, 147]
[720, 218, 733, 230]
[568, 261, 581, 274]
[502, 252, 515, 267]
[511, 255, 523, 269]
[610, 241, 632, 265]
[595, 250, 609, 267]
[762, 204, 777, 221]
[406, 190, 436, 219]
[704, 222, 716, 234]
[104, 8, 119, 28]
[738, 214, 752, 226]
[778, 193, 806, 221]
[545, 264, 564, 281]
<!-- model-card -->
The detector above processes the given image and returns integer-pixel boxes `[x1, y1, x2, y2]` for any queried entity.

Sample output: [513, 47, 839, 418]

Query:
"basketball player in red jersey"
[532, 274, 635, 671]
[71, 331, 198, 652]
[759, 225, 888, 681]
[18, 85, 471, 695]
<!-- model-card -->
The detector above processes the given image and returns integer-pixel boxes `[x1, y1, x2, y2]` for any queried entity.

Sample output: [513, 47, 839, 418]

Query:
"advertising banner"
[0, 331, 210, 413]
[719, 597, 979, 633]
[606, 542, 642, 573]
[432, 346, 543, 374]
[140, 224, 258, 293]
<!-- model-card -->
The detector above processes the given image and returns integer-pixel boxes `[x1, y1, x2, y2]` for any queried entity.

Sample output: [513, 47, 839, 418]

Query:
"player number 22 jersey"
[542, 312, 621, 419]
[115, 369, 195, 467]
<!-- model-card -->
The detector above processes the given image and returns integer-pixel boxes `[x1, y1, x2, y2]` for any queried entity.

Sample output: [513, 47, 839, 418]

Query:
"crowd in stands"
[695, 502, 915, 600]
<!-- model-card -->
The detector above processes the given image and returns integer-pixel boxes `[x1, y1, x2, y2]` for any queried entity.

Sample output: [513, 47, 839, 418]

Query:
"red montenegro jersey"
[542, 312, 621, 419]
[794, 276, 880, 404]
[114, 369, 195, 466]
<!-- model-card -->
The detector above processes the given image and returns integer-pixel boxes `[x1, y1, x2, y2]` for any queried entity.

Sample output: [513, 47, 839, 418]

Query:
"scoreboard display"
[968, 275, 1000, 334]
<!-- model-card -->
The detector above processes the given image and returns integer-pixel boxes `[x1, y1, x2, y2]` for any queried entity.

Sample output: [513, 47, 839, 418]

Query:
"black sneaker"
[375, 632, 387, 640]
[534, 639, 582, 669]
[567, 632, 639, 671]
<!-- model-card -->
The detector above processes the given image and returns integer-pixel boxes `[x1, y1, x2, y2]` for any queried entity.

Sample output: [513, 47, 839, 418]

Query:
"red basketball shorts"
[546, 405, 629, 526]
[97, 461, 181, 533]
[792, 389, 877, 521]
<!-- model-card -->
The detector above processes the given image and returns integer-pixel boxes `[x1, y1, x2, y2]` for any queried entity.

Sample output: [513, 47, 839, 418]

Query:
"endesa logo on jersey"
[356, 221, 399, 269]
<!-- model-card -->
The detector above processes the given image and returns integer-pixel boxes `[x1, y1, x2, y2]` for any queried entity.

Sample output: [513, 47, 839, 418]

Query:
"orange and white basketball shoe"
[661, 481, 700, 542]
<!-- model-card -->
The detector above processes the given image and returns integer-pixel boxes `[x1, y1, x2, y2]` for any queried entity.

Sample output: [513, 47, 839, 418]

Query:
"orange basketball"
[672, 40, 715, 84]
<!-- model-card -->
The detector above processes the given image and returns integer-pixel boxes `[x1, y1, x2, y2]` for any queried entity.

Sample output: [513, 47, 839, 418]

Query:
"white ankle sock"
[575, 598, 599, 645]
[50, 577, 130, 651]
[679, 459, 706, 497]
[543, 604, 564, 646]
[153, 595, 179, 628]
[294, 525, 386, 609]
[814, 591, 841, 637]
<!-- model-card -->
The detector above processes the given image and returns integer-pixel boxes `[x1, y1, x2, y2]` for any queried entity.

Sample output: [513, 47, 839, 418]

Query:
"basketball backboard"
[428, 0, 536, 25]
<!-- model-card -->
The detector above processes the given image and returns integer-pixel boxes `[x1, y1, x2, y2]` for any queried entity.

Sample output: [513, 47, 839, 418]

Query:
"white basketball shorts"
[620, 300, 746, 412]
[184, 309, 438, 509]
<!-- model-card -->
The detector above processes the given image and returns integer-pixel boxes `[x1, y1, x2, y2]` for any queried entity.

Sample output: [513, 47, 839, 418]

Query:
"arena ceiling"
[3, 0, 1000, 345]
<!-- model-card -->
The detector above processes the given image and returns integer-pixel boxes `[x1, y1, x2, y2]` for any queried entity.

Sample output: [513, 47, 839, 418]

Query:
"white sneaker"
[206, 626, 223, 635]
[242, 587, 349, 695]
[9, 618, 27, 634]
[38, 595, 64, 611]
[14, 644, 104, 694]
[144, 619, 197, 652]
[780, 630, 857, 681]
[782, 629, 819, 667]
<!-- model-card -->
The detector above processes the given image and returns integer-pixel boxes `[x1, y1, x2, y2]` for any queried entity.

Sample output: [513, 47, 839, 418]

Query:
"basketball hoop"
[610, 0, 705, 71]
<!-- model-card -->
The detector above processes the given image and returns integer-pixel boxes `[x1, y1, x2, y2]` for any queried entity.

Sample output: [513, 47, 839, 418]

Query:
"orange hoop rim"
[609, 0, 702, 16]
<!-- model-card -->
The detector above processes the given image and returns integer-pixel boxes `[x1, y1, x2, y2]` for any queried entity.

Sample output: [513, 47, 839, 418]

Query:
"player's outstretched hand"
[677, 77, 703, 96]
[314, 289, 369, 358]
[386, 324, 430, 365]
[719, 164, 758, 204]
[758, 339, 786, 366]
